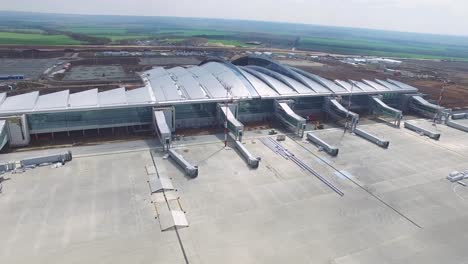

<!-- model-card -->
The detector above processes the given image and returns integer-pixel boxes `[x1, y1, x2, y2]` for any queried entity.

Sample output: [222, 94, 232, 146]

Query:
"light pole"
[223, 84, 232, 147]
[344, 81, 354, 134]
[434, 79, 449, 124]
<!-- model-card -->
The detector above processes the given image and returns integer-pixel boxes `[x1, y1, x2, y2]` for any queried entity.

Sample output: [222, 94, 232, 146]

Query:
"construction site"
[1, 54, 468, 264]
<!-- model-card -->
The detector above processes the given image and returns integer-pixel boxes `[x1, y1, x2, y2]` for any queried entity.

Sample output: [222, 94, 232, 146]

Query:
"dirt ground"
[284, 58, 468, 109]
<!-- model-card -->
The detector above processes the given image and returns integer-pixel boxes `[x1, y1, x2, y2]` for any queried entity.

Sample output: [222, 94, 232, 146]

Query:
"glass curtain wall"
[28, 107, 152, 133]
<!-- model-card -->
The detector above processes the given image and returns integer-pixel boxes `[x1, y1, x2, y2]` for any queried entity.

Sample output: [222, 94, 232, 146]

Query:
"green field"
[206, 39, 249, 47]
[0, 31, 81, 45]
[156, 29, 234, 37]
[2, 11, 468, 60]
[298, 36, 468, 60]
[64, 27, 235, 43]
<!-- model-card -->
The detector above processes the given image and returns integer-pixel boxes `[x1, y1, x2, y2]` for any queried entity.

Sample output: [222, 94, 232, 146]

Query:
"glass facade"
[238, 100, 274, 114]
[175, 103, 216, 120]
[0, 125, 8, 149]
[294, 97, 323, 110]
[28, 107, 152, 133]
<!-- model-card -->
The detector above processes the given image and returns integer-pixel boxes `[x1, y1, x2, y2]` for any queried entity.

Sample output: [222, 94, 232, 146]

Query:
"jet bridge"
[370, 96, 403, 127]
[324, 97, 359, 132]
[218, 103, 244, 141]
[409, 95, 448, 121]
[274, 100, 306, 137]
[153, 108, 174, 151]
[229, 134, 260, 168]
[306, 132, 339, 156]
[354, 128, 390, 148]
[404, 122, 441, 140]
[168, 148, 198, 178]
[446, 117, 468, 133]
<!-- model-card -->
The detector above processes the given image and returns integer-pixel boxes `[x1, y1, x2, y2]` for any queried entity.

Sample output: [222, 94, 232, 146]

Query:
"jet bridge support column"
[153, 107, 175, 152]
[218, 103, 244, 141]
[274, 100, 306, 137]
[370, 95, 403, 127]
[324, 97, 359, 132]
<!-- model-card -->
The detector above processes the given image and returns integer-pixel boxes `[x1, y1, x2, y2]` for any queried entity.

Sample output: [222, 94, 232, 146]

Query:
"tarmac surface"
[63, 65, 133, 81]
[1, 119, 468, 263]
[0, 58, 60, 80]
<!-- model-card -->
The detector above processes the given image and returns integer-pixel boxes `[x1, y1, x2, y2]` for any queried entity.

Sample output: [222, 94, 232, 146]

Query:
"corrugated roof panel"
[146, 67, 168, 78]
[308, 74, 347, 93]
[280, 74, 315, 94]
[0, 91, 39, 112]
[352, 81, 377, 92]
[166, 67, 207, 100]
[251, 70, 297, 95]
[296, 76, 331, 94]
[146, 67, 183, 102]
[363, 79, 390, 91]
[0, 93, 6, 105]
[375, 79, 403, 91]
[99, 88, 127, 106]
[126, 87, 153, 104]
[186, 66, 226, 98]
[35, 90, 70, 110]
[69, 89, 98, 108]
[334, 80, 364, 92]
[201, 62, 252, 99]
[238, 69, 278, 97]
[387, 79, 418, 91]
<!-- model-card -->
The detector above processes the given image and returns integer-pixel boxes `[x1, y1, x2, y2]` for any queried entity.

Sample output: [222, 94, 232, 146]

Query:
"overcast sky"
[2, 0, 468, 36]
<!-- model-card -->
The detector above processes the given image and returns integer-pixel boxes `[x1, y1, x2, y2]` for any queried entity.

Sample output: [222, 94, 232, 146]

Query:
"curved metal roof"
[232, 56, 316, 91]
[200, 58, 259, 98]
[0, 57, 418, 116]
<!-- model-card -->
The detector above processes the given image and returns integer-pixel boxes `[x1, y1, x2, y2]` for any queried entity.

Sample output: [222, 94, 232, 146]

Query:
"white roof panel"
[166, 67, 207, 100]
[0, 93, 6, 104]
[186, 66, 226, 98]
[99, 88, 127, 106]
[387, 79, 418, 91]
[296, 76, 331, 94]
[35, 90, 69, 110]
[244, 67, 297, 95]
[280, 74, 315, 94]
[352, 81, 377, 92]
[0, 91, 39, 112]
[335, 80, 364, 93]
[375, 79, 403, 91]
[239, 69, 278, 97]
[69, 89, 98, 108]
[308, 74, 347, 93]
[126, 87, 153, 104]
[363, 79, 390, 91]
[201, 62, 252, 99]
[146, 67, 183, 102]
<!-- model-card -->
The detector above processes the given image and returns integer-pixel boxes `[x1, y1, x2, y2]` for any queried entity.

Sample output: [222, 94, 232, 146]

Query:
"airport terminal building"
[0, 56, 458, 150]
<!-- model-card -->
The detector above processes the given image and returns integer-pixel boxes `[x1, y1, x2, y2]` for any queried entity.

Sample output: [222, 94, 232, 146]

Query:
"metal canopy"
[69, 89, 99, 108]
[239, 68, 279, 97]
[98, 88, 127, 106]
[387, 79, 418, 91]
[202, 62, 252, 99]
[126, 87, 153, 104]
[35, 90, 70, 110]
[166, 67, 207, 100]
[0, 91, 39, 112]
[363, 79, 390, 91]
